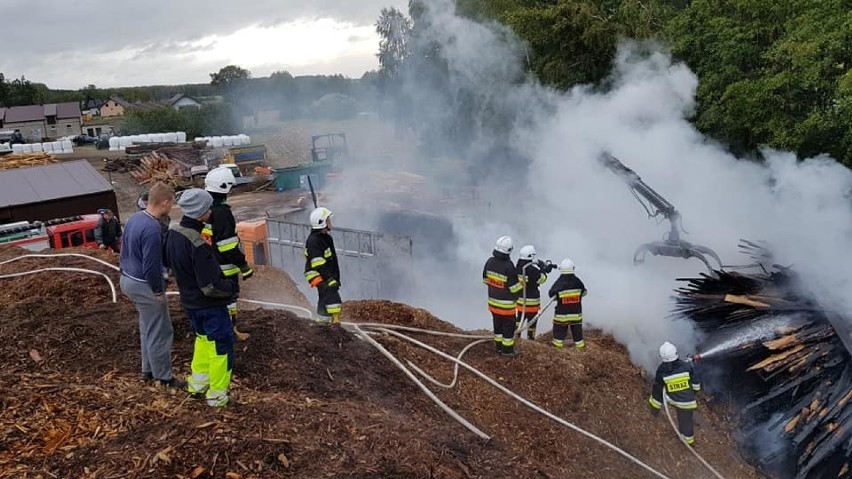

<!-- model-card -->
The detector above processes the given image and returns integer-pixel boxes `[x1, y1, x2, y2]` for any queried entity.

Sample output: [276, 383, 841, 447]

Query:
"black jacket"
[516, 259, 547, 304]
[95, 217, 122, 245]
[304, 230, 340, 288]
[202, 198, 249, 279]
[548, 273, 587, 321]
[483, 251, 521, 314]
[649, 359, 701, 410]
[164, 216, 236, 310]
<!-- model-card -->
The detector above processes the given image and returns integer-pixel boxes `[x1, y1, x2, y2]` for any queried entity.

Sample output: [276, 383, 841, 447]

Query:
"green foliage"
[210, 65, 252, 90]
[123, 104, 235, 139]
[667, 0, 852, 166]
[0, 75, 43, 106]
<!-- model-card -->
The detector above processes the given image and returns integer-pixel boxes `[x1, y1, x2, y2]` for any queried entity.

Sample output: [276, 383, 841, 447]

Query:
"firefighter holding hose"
[515, 245, 554, 340]
[649, 341, 701, 445]
[483, 236, 523, 356]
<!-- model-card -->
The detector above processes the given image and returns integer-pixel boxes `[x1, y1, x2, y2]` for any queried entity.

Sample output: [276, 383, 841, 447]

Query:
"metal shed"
[0, 160, 118, 224]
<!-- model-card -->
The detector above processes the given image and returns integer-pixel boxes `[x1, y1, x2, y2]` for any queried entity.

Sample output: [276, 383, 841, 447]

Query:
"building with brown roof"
[0, 102, 82, 140]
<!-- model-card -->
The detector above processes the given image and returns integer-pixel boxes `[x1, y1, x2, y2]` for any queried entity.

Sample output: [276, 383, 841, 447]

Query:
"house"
[81, 99, 102, 117]
[1, 102, 82, 141]
[99, 97, 127, 117]
[165, 93, 201, 110]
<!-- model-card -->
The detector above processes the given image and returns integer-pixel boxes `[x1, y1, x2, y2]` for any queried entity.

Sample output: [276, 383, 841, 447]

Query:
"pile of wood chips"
[0, 152, 58, 170]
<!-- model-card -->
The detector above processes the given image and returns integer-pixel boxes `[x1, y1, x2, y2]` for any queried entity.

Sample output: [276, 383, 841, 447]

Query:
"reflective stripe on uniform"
[517, 298, 541, 306]
[216, 236, 241, 252]
[509, 282, 523, 294]
[488, 298, 516, 309]
[554, 313, 583, 323]
[323, 248, 333, 258]
[502, 336, 515, 347]
[558, 289, 583, 304]
[649, 396, 662, 409]
[326, 303, 342, 315]
[484, 272, 508, 288]
[220, 263, 240, 277]
[575, 340, 585, 349]
[552, 338, 564, 348]
[310, 257, 327, 268]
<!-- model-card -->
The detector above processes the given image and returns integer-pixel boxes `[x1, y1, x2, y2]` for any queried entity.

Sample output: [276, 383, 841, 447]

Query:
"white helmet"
[559, 258, 575, 274]
[494, 236, 514, 254]
[519, 245, 537, 260]
[205, 166, 236, 194]
[310, 207, 333, 230]
[659, 342, 678, 362]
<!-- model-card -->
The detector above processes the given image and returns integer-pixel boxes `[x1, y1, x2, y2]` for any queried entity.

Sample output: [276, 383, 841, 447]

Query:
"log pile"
[675, 240, 851, 479]
[0, 153, 58, 170]
[102, 157, 141, 173]
[129, 152, 192, 189]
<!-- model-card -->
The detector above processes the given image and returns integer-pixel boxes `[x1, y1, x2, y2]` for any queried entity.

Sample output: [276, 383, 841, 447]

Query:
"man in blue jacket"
[165, 189, 238, 407]
[119, 183, 179, 387]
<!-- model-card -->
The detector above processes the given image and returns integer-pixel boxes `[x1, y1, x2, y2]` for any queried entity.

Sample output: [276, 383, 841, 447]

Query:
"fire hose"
[367, 326, 673, 479]
[662, 393, 726, 479]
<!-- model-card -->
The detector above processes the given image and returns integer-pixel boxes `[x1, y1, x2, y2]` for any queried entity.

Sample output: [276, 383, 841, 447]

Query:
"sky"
[0, 0, 407, 89]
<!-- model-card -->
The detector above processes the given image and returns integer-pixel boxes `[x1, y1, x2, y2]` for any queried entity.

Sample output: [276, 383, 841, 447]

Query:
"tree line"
[377, 0, 852, 167]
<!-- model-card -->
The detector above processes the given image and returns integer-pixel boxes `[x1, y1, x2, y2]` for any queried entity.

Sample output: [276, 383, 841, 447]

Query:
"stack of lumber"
[0, 153, 58, 170]
[129, 151, 192, 188]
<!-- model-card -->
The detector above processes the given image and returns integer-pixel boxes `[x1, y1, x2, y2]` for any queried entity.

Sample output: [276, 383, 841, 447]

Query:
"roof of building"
[3, 102, 81, 123]
[0, 160, 114, 208]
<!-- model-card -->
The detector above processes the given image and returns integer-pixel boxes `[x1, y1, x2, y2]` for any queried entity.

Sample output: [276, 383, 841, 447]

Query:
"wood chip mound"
[0, 249, 762, 479]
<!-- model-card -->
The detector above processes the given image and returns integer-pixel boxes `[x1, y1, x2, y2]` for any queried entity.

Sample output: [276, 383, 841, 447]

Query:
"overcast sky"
[0, 0, 407, 89]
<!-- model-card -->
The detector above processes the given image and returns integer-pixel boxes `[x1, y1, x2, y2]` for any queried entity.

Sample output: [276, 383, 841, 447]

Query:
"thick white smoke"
[332, 0, 852, 371]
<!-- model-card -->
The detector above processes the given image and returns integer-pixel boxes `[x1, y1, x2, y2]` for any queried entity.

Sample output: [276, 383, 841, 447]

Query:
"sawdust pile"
[266, 128, 311, 168]
[0, 248, 762, 478]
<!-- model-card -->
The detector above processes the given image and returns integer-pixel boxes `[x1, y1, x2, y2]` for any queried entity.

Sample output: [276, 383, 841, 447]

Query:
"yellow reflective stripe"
[517, 298, 541, 306]
[649, 396, 662, 409]
[488, 298, 516, 307]
[502, 337, 515, 347]
[485, 272, 507, 282]
[216, 236, 240, 252]
[554, 314, 582, 323]
[693, 384, 702, 391]
[323, 248, 333, 258]
[558, 289, 583, 299]
[202, 226, 213, 236]
[326, 304, 342, 314]
[310, 257, 327, 268]
[305, 271, 320, 280]
[220, 264, 240, 276]
[509, 282, 523, 294]
[538, 273, 547, 285]
[667, 398, 698, 409]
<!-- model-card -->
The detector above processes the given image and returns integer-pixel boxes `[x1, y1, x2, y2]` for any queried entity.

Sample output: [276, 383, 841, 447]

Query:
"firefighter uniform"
[516, 258, 547, 340]
[484, 250, 522, 354]
[304, 229, 342, 323]
[201, 197, 253, 339]
[649, 358, 701, 445]
[548, 267, 587, 349]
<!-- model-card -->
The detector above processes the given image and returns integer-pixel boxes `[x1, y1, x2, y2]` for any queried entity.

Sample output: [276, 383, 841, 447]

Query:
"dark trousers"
[676, 408, 695, 443]
[317, 286, 343, 320]
[552, 322, 584, 348]
[516, 310, 538, 339]
[491, 312, 516, 353]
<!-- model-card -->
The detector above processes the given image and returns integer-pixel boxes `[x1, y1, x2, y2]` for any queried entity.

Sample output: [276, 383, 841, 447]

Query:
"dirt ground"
[0, 248, 765, 479]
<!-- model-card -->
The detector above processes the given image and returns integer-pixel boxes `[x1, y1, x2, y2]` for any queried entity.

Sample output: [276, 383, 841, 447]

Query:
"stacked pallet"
[129, 151, 192, 188]
[0, 153, 58, 170]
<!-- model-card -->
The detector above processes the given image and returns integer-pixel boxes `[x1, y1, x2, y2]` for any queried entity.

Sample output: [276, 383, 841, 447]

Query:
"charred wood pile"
[675, 240, 850, 479]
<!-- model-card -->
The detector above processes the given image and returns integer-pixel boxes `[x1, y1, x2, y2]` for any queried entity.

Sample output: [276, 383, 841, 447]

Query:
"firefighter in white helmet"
[547, 258, 588, 349]
[648, 342, 701, 445]
[483, 236, 523, 355]
[202, 166, 253, 341]
[304, 207, 342, 324]
[515, 245, 553, 340]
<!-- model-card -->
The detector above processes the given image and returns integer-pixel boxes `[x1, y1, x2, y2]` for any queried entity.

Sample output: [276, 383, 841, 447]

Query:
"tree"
[6, 76, 41, 106]
[210, 65, 251, 90]
[124, 104, 235, 139]
[376, 7, 412, 86]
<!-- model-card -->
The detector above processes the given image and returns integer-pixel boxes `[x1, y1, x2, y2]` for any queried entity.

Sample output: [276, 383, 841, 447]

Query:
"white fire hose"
[662, 393, 726, 479]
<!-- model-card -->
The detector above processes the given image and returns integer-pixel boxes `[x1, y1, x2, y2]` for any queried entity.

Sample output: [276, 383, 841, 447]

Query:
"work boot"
[158, 377, 187, 389]
[495, 341, 503, 354]
[140, 372, 154, 382]
[234, 325, 250, 341]
[501, 347, 518, 357]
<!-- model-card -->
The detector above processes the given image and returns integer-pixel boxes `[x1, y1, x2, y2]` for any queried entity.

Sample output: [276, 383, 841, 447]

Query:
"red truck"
[0, 215, 103, 251]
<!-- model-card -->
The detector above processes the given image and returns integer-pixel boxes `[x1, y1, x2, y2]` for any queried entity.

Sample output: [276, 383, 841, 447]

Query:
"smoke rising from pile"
[329, 0, 852, 371]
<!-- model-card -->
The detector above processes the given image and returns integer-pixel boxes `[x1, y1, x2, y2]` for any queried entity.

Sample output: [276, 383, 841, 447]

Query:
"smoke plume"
[327, 0, 852, 372]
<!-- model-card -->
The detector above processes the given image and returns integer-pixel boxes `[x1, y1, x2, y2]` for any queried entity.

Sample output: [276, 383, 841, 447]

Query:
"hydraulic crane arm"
[599, 152, 723, 272]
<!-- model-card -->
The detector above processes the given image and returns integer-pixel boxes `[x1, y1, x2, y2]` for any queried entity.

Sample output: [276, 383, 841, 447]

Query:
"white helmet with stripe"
[659, 342, 678, 362]
[310, 207, 333, 230]
[559, 258, 575, 274]
[494, 236, 514, 255]
[205, 166, 237, 194]
[519, 244, 537, 260]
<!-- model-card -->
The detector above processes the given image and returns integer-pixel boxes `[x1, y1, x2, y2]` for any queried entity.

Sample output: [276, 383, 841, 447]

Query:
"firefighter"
[164, 188, 238, 407]
[483, 236, 522, 355]
[548, 258, 587, 349]
[649, 342, 701, 445]
[304, 207, 342, 324]
[515, 245, 550, 340]
[95, 208, 122, 252]
[202, 167, 254, 341]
